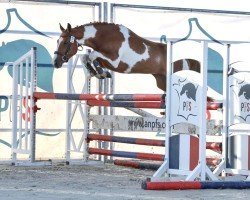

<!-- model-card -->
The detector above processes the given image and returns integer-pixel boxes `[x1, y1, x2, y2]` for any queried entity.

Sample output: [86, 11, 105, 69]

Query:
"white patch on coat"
[119, 26, 150, 73]
[81, 25, 150, 73]
[85, 26, 149, 73]
[182, 59, 190, 70]
[77, 25, 97, 44]
[88, 51, 120, 67]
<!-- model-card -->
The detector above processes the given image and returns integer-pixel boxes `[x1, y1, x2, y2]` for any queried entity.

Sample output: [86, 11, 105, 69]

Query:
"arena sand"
[0, 162, 250, 200]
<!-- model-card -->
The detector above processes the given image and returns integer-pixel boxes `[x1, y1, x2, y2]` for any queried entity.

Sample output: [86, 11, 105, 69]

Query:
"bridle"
[54, 35, 82, 62]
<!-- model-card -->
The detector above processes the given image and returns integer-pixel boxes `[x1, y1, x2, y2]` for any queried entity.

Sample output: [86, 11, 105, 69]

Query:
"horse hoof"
[96, 67, 104, 74]
[95, 73, 105, 79]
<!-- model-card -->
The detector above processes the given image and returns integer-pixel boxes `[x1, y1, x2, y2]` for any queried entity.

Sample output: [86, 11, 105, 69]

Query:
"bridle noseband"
[54, 36, 77, 62]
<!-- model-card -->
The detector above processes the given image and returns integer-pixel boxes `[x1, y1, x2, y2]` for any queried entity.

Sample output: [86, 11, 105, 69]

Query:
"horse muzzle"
[53, 58, 63, 68]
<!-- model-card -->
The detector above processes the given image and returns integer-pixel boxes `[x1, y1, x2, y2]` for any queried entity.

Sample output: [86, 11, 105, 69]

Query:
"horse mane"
[85, 22, 119, 26]
[74, 22, 120, 29]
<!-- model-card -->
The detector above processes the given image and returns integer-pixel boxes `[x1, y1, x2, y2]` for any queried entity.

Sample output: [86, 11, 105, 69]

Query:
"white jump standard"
[142, 41, 250, 190]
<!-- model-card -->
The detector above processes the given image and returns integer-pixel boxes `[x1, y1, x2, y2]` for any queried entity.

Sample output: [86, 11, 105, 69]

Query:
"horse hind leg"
[153, 74, 166, 91]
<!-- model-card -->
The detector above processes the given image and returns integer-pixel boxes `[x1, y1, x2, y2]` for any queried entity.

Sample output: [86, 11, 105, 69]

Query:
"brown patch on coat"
[128, 30, 146, 54]
[129, 41, 166, 74]
[152, 74, 166, 91]
[173, 60, 184, 73]
[84, 23, 125, 61]
[71, 26, 84, 39]
[96, 58, 130, 73]
[186, 59, 200, 72]
[173, 59, 200, 73]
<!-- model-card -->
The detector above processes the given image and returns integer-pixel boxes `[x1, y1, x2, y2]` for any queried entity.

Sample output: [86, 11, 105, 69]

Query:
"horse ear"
[67, 23, 72, 33]
[59, 23, 65, 32]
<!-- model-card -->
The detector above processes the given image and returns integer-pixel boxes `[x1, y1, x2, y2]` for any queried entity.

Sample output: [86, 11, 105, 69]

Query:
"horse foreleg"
[80, 54, 99, 77]
[152, 74, 166, 91]
[92, 60, 112, 78]
[88, 51, 112, 79]
[81, 53, 112, 79]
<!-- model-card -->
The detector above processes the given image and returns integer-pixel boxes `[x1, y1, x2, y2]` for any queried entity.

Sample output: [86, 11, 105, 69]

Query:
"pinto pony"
[53, 22, 200, 91]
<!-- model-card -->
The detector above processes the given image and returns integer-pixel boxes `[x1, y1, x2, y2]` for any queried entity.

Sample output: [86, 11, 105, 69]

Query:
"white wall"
[0, 0, 249, 160]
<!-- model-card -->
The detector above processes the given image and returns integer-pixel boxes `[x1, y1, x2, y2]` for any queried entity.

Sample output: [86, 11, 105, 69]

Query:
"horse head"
[53, 23, 79, 68]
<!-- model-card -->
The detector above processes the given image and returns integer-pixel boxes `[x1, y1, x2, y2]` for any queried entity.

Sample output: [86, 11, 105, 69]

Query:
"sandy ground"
[0, 162, 250, 200]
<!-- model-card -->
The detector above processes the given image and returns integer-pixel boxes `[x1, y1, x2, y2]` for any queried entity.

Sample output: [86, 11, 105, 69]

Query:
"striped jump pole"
[113, 158, 220, 168]
[142, 180, 250, 190]
[114, 159, 161, 170]
[88, 147, 220, 165]
[206, 142, 222, 152]
[114, 158, 220, 170]
[88, 148, 165, 161]
[33, 92, 222, 110]
[87, 100, 222, 110]
[87, 100, 164, 109]
[33, 92, 164, 101]
[88, 134, 222, 152]
[87, 134, 165, 146]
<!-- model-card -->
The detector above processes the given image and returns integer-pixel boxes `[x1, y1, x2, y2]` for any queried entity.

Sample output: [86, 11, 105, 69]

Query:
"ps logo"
[230, 73, 250, 123]
[172, 74, 199, 121]
[180, 83, 198, 112]
[238, 84, 250, 114]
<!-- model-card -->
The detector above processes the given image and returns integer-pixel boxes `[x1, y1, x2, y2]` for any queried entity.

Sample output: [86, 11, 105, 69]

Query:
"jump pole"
[114, 158, 220, 170]
[34, 92, 164, 101]
[142, 181, 250, 190]
[33, 92, 222, 110]
[114, 159, 161, 170]
[87, 134, 221, 167]
[87, 134, 165, 146]
[87, 100, 221, 110]
[88, 148, 165, 161]
[88, 147, 220, 164]
[87, 133, 222, 151]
